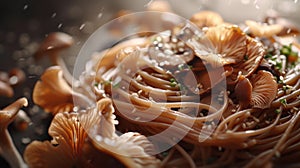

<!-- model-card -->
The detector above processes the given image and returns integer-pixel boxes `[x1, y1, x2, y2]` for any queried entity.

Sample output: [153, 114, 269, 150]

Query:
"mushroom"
[0, 80, 14, 97]
[235, 75, 252, 109]
[190, 11, 224, 29]
[34, 32, 74, 84]
[0, 98, 28, 168]
[234, 70, 278, 110]
[24, 98, 160, 168]
[228, 37, 265, 84]
[249, 70, 278, 109]
[33, 66, 92, 115]
[245, 20, 283, 38]
[187, 25, 247, 68]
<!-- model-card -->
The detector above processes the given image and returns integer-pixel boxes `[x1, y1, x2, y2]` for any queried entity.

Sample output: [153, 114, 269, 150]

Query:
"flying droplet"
[23, 5, 28, 10]
[144, 0, 153, 7]
[295, 0, 298, 3]
[58, 23, 63, 29]
[51, 12, 57, 18]
[79, 24, 85, 30]
[97, 13, 103, 19]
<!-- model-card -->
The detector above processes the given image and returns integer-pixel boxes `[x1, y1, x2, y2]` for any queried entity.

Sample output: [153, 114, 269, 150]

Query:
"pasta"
[78, 11, 300, 167]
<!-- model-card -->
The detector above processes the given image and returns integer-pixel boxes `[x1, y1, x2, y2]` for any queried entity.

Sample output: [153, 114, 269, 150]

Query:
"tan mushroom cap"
[235, 75, 252, 109]
[33, 66, 74, 115]
[245, 20, 283, 38]
[190, 25, 247, 68]
[228, 37, 265, 84]
[250, 70, 278, 109]
[34, 32, 74, 63]
[24, 98, 160, 168]
[0, 98, 28, 130]
[190, 11, 224, 29]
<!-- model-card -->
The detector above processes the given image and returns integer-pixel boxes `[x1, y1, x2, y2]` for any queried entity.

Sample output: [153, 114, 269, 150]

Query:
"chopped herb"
[275, 61, 282, 70]
[280, 98, 287, 107]
[112, 82, 120, 88]
[275, 109, 281, 114]
[244, 55, 249, 60]
[178, 64, 184, 70]
[94, 83, 99, 87]
[188, 65, 193, 69]
[170, 78, 177, 87]
[264, 53, 273, 59]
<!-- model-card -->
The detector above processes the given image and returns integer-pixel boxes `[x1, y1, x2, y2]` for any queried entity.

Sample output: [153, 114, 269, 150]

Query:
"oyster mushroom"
[228, 37, 265, 84]
[190, 11, 224, 29]
[24, 98, 160, 168]
[245, 20, 283, 38]
[33, 66, 92, 115]
[188, 25, 247, 68]
[250, 70, 278, 109]
[0, 98, 28, 168]
[235, 71, 277, 109]
[34, 32, 74, 84]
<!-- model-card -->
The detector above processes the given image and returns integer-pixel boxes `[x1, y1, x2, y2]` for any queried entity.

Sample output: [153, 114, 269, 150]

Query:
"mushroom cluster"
[20, 5, 300, 168]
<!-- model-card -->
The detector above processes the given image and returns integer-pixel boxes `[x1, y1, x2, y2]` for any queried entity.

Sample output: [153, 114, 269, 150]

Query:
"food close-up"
[1, 0, 300, 168]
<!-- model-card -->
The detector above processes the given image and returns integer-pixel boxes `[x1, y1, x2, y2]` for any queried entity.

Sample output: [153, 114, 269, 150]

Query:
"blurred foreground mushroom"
[245, 20, 283, 38]
[0, 98, 28, 168]
[34, 32, 74, 84]
[24, 98, 160, 168]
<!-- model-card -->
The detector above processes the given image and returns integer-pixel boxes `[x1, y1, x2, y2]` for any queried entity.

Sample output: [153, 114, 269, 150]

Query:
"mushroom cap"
[34, 32, 74, 61]
[33, 66, 74, 115]
[189, 25, 247, 68]
[245, 20, 283, 38]
[250, 70, 278, 109]
[228, 37, 265, 84]
[235, 75, 252, 109]
[0, 98, 28, 130]
[190, 11, 224, 28]
[24, 98, 160, 168]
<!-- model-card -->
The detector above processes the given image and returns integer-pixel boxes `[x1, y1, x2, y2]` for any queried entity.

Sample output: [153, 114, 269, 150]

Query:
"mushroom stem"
[0, 130, 27, 168]
[0, 98, 28, 168]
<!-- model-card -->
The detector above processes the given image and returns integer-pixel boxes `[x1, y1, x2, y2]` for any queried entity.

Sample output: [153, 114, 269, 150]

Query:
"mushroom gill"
[228, 37, 265, 84]
[250, 70, 278, 109]
[190, 11, 224, 29]
[188, 25, 248, 68]
[24, 98, 160, 168]
[33, 66, 74, 115]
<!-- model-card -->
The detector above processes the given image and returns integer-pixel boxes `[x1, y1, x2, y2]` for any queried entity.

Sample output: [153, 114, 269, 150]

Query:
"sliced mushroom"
[189, 25, 247, 68]
[0, 98, 28, 168]
[34, 32, 74, 84]
[24, 98, 160, 168]
[245, 20, 283, 38]
[190, 11, 224, 29]
[250, 70, 278, 109]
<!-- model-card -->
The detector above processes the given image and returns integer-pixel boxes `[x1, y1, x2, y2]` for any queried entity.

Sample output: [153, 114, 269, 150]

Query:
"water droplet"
[295, 0, 298, 3]
[51, 12, 57, 18]
[23, 5, 28, 10]
[58, 23, 63, 29]
[97, 13, 103, 19]
[79, 24, 85, 30]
